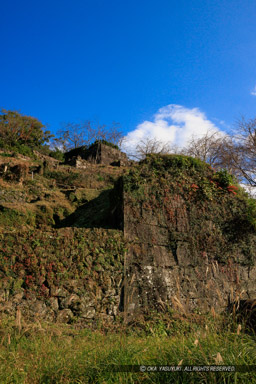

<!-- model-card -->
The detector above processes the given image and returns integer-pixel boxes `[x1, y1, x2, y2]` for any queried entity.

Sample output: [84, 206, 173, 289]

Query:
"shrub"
[213, 169, 234, 188]
[141, 154, 209, 175]
[246, 198, 256, 230]
[93, 140, 119, 150]
[44, 170, 80, 185]
[49, 148, 64, 161]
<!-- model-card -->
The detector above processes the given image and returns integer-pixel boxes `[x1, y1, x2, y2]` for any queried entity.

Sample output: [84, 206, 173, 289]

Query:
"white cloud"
[240, 184, 256, 198]
[251, 85, 256, 96]
[122, 104, 224, 156]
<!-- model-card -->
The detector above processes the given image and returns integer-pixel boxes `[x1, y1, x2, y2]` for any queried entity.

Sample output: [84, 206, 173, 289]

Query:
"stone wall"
[65, 155, 88, 169]
[33, 150, 59, 167]
[0, 228, 125, 324]
[89, 143, 128, 166]
[65, 143, 129, 166]
[122, 155, 256, 320]
[1, 154, 256, 324]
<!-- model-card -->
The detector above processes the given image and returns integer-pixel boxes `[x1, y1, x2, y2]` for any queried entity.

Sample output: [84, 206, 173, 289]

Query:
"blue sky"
[1, 0, 256, 151]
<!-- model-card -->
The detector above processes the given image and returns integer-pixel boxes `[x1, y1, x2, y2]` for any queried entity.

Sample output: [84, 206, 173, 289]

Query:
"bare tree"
[55, 123, 86, 151]
[181, 129, 246, 180]
[181, 120, 256, 187]
[127, 137, 173, 160]
[181, 130, 228, 166]
[229, 117, 256, 186]
[54, 120, 123, 151]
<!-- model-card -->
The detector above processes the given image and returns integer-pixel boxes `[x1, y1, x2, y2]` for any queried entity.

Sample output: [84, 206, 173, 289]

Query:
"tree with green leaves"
[0, 109, 52, 154]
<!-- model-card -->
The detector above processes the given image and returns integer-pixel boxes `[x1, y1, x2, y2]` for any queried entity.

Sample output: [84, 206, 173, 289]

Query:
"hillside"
[0, 147, 127, 323]
[0, 148, 126, 230]
[0, 149, 255, 327]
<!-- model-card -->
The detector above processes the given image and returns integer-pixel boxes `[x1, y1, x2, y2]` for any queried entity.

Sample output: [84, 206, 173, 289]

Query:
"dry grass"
[0, 312, 255, 384]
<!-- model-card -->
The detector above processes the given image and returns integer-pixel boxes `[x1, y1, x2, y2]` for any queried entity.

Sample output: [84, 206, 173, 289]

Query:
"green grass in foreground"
[0, 313, 255, 384]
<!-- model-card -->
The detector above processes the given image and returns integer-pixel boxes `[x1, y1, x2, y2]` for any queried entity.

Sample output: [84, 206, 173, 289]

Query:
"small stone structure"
[65, 142, 129, 167]
[66, 156, 88, 169]
[33, 150, 59, 167]
[0, 163, 29, 184]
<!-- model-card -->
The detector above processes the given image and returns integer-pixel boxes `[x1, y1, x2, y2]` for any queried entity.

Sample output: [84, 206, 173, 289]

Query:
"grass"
[0, 204, 36, 228]
[0, 313, 255, 383]
[0, 152, 13, 158]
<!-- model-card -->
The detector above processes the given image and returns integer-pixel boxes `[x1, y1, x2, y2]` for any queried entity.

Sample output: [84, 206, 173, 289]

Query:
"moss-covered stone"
[0, 228, 125, 323]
